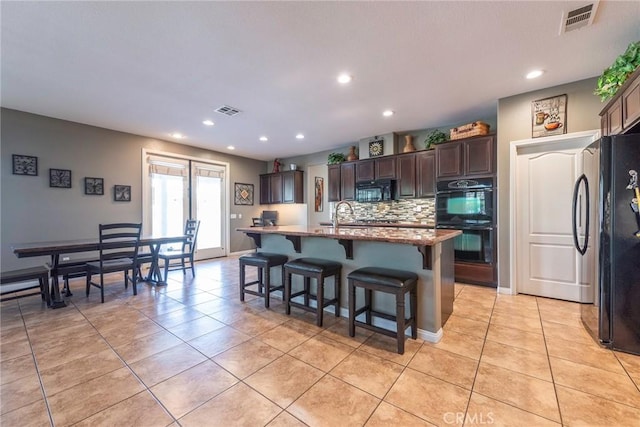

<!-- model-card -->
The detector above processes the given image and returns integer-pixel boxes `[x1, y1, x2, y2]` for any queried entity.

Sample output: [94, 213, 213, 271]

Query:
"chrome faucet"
[333, 200, 354, 227]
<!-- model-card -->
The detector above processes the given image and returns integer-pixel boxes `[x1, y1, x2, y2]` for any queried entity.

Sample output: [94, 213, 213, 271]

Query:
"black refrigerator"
[575, 133, 640, 355]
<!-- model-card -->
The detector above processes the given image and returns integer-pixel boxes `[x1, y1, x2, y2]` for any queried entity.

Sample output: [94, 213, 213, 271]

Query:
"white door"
[145, 153, 227, 260]
[192, 162, 226, 259]
[515, 136, 596, 302]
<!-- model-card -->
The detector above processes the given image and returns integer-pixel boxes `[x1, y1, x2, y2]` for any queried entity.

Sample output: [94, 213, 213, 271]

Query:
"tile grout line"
[16, 297, 56, 427]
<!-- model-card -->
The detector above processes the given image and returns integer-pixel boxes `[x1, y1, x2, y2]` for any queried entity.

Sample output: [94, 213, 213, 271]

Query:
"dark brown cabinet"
[259, 170, 303, 204]
[375, 157, 396, 180]
[356, 159, 375, 182]
[327, 164, 341, 202]
[356, 157, 396, 182]
[340, 162, 356, 201]
[396, 153, 416, 198]
[600, 66, 640, 136]
[416, 150, 436, 197]
[435, 135, 495, 179]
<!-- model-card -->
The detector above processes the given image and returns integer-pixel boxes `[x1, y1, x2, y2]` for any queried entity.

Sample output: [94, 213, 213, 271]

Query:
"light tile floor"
[2, 256, 640, 426]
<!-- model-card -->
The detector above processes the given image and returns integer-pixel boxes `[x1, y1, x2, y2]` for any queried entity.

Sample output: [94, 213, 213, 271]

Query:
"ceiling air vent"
[560, 2, 599, 34]
[214, 105, 242, 116]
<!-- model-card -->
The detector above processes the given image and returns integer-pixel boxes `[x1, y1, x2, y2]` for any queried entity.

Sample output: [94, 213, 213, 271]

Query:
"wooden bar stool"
[347, 267, 418, 354]
[239, 252, 288, 308]
[284, 258, 342, 327]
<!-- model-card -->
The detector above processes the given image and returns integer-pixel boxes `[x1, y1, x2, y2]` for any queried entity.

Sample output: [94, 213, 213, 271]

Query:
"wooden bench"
[1, 266, 50, 305]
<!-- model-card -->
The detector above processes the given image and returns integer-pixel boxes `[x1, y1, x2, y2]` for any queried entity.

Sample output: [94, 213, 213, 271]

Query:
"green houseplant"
[594, 41, 640, 102]
[327, 152, 346, 165]
[424, 129, 448, 150]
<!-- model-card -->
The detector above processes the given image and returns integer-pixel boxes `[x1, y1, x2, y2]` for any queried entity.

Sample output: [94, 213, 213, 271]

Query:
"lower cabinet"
[454, 262, 496, 287]
[259, 170, 303, 204]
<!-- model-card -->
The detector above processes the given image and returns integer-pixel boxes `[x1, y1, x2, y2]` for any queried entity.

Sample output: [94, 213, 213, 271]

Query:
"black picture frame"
[49, 168, 72, 188]
[12, 154, 38, 176]
[114, 185, 131, 202]
[234, 183, 254, 205]
[84, 177, 104, 195]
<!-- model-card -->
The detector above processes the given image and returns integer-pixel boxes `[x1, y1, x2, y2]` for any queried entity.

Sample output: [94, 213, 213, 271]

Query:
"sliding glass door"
[145, 153, 227, 260]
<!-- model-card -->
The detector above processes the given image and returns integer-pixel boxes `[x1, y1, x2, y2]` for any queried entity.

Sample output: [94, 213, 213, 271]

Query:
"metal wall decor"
[49, 168, 72, 188]
[12, 154, 38, 176]
[368, 138, 384, 157]
[234, 183, 254, 205]
[84, 177, 104, 195]
[114, 185, 131, 202]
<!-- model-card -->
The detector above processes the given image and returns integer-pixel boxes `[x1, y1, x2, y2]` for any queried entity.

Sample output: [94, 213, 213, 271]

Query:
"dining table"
[12, 234, 187, 308]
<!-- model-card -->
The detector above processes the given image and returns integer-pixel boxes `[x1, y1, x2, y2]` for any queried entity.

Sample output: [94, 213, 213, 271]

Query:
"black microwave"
[355, 179, 396, 202]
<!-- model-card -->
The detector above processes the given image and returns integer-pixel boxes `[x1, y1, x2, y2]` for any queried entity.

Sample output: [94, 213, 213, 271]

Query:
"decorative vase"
[403, 135, 416, 153]
[347, 145, 358, 161]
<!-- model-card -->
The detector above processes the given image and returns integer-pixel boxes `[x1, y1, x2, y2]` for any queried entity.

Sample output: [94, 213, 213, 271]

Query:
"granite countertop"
[236, 225, 460, 246]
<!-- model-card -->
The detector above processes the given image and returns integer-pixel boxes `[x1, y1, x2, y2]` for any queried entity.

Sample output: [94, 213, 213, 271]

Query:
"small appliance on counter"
[251, 210, 278, 227]
[261, 210, 278, 226]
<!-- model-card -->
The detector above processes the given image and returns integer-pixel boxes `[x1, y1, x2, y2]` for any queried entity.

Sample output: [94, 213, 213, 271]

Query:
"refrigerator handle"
[572, 174, 588, 256]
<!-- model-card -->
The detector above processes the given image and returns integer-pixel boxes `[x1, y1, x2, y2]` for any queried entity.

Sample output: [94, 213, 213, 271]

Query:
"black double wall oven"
[436, 178, 495, 266]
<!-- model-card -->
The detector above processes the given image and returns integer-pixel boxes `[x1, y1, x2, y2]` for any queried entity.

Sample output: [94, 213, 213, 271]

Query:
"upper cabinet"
[340, 161, 356, 201]
[435, 135, 495, 179]
[259, 170, 303, 204]
[356, 157, 396, 182]
[416, 150, 436, 197]
[327, 164, 342, 202]
[600, 66, 640, 136]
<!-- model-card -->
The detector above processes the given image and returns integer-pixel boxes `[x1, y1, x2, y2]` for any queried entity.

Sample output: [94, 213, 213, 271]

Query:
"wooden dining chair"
[158, 219, 200, 279]
[86, 223, 142, 303]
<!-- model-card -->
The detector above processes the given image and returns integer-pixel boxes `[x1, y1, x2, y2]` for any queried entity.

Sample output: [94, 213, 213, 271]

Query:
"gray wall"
[496, 77, 602, 290]
[1, 108, 267, 271]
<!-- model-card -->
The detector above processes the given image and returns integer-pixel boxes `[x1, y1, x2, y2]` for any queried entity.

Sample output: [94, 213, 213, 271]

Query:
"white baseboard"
[228, 249, 256, 257]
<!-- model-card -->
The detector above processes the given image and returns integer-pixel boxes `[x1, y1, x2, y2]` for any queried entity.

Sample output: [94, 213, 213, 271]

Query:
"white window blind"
[147, 156, 188, 176]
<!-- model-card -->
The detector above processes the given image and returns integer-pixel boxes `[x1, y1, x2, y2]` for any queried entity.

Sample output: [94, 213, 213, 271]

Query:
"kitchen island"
[236, 225, 460, 342]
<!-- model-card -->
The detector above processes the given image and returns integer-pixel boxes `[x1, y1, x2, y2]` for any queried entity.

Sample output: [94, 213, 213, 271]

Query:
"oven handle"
[436, 225, 494, 231]
[436, 188, 493, 195]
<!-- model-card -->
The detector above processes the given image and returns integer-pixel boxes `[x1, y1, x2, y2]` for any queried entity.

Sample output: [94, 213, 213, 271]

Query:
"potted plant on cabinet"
[327, 152, 346, 165]
[424, 129, 448, 150]
[594, 41, 640, 102]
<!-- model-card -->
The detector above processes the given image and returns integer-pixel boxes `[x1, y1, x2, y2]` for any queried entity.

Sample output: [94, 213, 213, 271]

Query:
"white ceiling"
[1, 1, 638, 161]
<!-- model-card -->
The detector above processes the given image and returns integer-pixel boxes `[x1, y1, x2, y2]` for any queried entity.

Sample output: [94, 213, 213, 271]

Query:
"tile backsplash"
[333, 198, 435, 224]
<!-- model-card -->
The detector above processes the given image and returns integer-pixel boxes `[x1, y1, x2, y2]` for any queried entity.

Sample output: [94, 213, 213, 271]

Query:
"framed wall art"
[49, 168, 72, 188]
[114, 185, 131, 202]
[234, 183, 254, 205]
[315, 177, 324, 212]
[84, 177, 104, 195]
[12, 154, 38, 176]
[368, 138, 384, 157]
[532, 94, 567, 138]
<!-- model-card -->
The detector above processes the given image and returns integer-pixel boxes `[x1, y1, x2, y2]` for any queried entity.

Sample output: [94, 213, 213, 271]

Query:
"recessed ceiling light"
[337, 73, 352, 84]
[382, 110, 394, 117]
[526, 70, 544, 79]
[227, 145, 235, 150]
[202, 120, 214, 126]
[171, 132, 185, 139]
[259, 136, 268, 142]
[296, 133, 304, 140]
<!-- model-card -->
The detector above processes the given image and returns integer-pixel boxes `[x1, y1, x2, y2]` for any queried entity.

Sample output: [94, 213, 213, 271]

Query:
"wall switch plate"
[238, 214, 242, 219]
[230, 213, 237, 219]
